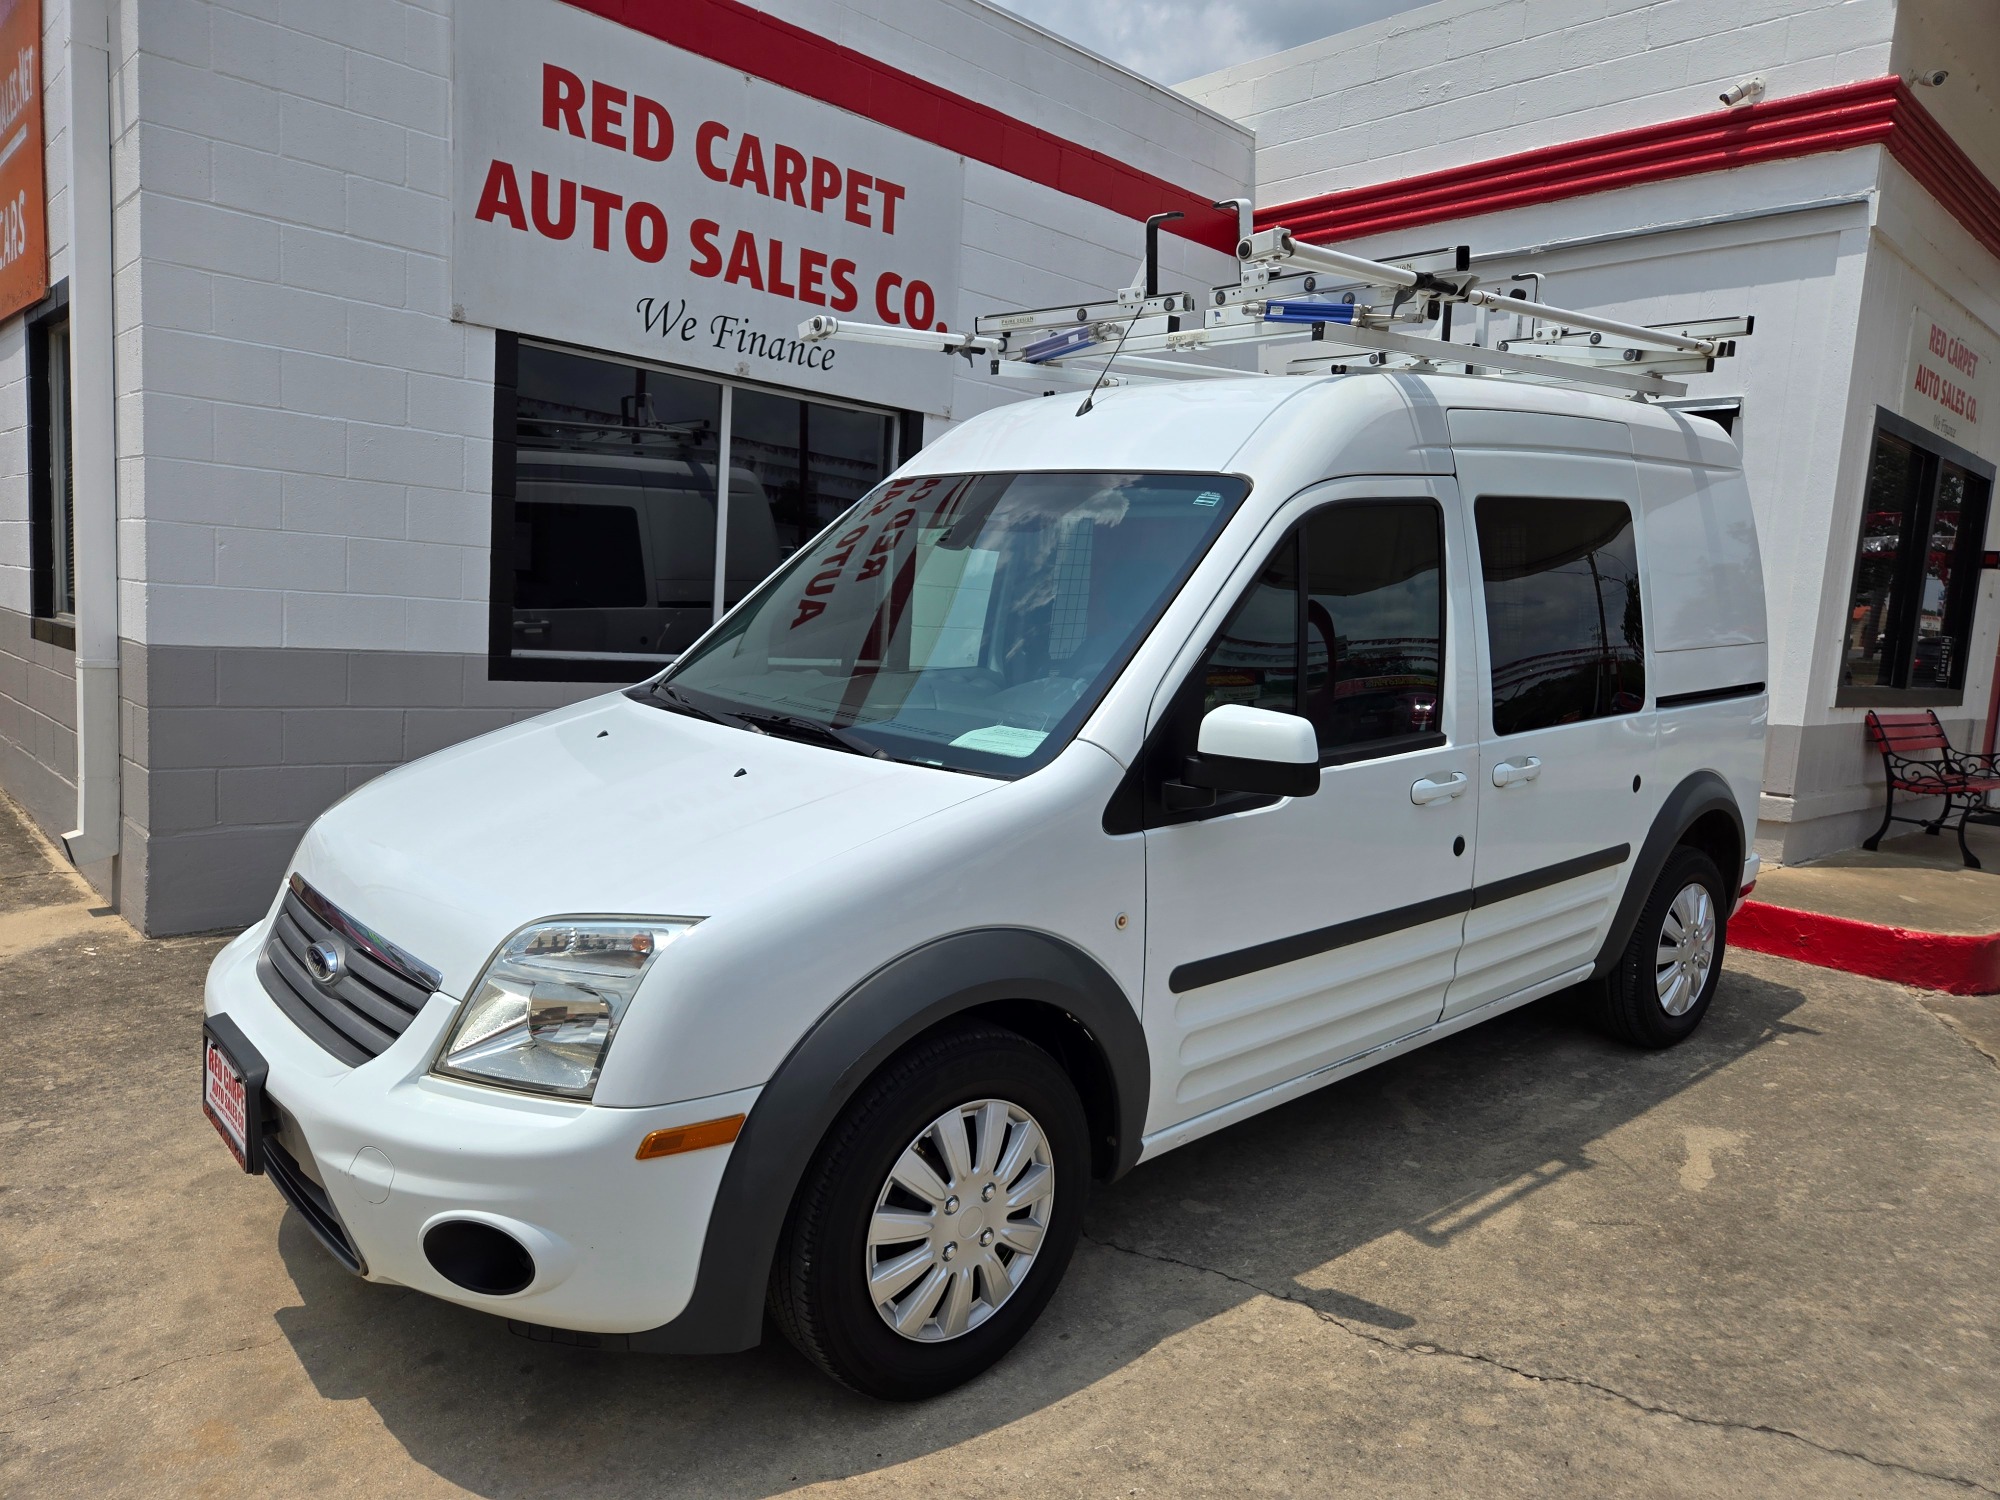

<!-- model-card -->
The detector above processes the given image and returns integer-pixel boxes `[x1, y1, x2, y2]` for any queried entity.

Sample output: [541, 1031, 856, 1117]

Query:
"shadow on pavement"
[268, 967, 1811, 1498]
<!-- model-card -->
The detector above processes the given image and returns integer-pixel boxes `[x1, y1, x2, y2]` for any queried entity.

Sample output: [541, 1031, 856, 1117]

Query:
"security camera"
[1719, 77, 1766, 107]
[1913, 69, 1948, 87]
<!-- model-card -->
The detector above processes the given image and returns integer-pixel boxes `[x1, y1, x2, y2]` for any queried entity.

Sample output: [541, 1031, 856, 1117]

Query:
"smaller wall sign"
[1902, 305, 1992, 451]
[0, 0, 44, 322]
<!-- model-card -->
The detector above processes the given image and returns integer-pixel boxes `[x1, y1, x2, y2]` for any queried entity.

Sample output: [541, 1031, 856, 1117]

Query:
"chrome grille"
[258, 874, 441, 1066]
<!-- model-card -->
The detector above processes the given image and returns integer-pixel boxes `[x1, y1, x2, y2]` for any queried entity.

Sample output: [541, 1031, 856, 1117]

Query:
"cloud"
[988, 0, 1435, 86]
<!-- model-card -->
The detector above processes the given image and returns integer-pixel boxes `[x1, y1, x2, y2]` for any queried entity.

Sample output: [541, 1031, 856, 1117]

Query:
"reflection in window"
[502, 342, 899, 671]
[665, 472, 1247, 778]
[31, 314, 75, 624]
[1303, 503, 1443, 749]
[1477, 496, 1645, 736]
[1842, 422, 1991, 697]
[1201, 535, 1300, 718]
[1194, 502, 1446, 755]
[731, 387, 898, 575]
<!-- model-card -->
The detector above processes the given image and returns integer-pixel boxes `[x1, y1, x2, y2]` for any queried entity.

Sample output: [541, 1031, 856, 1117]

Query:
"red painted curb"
[1731, 899, 2000, 996]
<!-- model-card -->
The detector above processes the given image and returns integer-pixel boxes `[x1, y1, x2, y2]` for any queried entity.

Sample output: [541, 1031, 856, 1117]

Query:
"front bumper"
[202, 923, 759, 1335]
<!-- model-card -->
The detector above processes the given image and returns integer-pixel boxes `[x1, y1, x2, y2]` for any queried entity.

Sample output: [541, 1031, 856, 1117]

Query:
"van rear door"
[1444, 411, 1657, 1017]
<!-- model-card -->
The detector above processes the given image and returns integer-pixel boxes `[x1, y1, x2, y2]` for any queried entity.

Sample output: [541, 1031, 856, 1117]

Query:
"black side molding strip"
[1168, 843, 1632, 994]
[1471, 843, 1630, 909]
[1656, 681, 1765, 709]
[1168, 889, 1472, 994]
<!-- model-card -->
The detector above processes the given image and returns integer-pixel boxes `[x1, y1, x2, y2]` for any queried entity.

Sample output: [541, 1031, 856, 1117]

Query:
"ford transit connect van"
[202, 373, 1766, 1399]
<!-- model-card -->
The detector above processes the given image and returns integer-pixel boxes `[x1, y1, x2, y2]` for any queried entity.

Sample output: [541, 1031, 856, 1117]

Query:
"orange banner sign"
[0, 0, 44, 323]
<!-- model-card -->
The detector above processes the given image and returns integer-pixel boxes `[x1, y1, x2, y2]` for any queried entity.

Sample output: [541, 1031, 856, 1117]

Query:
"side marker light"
[636, 1114, 746, 1160]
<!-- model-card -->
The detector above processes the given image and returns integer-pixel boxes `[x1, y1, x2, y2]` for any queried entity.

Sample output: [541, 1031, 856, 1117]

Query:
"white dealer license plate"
[203, 1034, 255, 1171]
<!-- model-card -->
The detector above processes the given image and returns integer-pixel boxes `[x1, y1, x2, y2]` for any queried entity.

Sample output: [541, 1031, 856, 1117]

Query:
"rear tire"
[1597, 845, 1728, 1048]
[768, 1023, 1089, 1400]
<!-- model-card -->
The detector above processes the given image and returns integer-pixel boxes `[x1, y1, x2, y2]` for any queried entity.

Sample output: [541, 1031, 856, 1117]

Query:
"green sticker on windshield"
[949, 725, 1049, 757]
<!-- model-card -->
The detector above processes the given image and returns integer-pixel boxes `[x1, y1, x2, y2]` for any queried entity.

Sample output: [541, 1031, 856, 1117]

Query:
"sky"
[989, 0, 1436, 87]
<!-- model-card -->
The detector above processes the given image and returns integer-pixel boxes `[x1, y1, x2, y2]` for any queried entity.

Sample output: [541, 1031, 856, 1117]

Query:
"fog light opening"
[423, 1219, 537, 1296]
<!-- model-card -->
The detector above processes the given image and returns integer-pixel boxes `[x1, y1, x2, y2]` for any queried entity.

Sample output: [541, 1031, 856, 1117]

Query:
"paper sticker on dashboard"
[948, 725, 1048, 757]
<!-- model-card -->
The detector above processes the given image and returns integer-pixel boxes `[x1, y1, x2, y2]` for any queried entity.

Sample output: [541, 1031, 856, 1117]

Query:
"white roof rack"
[799, 210, 1752, 401]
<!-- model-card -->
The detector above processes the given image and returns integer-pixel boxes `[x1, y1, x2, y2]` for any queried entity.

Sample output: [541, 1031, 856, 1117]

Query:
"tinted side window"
[1476, 496, 1644, 736]
[1303, 503, 1444, 750]
[1200, 533, 1300, 717]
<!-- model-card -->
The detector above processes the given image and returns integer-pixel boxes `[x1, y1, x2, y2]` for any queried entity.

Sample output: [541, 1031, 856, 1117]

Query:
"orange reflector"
[636, 1114, 745, 1160]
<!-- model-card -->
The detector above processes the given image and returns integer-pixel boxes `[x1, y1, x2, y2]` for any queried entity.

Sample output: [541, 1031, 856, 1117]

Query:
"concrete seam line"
[1081, 1234, 2000, 1496]
[0, 1333, 289, 1426]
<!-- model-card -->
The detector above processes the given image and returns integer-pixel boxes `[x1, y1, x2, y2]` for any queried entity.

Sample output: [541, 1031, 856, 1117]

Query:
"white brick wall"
[1180, 0, 1899, 206]
[87, 0, 1247, 655]
[115, 0, 485, 652]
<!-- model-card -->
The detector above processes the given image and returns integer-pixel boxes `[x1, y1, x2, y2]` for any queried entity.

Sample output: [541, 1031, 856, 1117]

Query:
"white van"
[201, 372, 1766, 1399]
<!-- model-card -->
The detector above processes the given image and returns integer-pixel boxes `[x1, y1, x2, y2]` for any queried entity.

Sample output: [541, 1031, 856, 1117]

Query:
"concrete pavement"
[2, 792, 1998, 1498]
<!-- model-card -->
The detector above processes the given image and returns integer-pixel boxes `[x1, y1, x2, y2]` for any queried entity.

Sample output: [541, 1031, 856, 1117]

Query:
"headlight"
[433, 919, 698, 1098]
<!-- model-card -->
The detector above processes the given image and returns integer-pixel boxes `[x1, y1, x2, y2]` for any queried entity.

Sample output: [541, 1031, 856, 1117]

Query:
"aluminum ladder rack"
[799, 210, 1752, 402]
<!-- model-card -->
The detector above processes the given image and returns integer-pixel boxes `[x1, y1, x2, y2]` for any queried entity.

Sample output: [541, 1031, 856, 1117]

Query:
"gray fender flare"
[1592, 769, 1745, 978]
[618, 928, 1147, 1354]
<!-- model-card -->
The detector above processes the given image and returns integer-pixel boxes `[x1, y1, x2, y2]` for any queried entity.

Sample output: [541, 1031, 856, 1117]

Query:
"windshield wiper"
[647, 682, 737, 725]
[732, 709, 887, 759]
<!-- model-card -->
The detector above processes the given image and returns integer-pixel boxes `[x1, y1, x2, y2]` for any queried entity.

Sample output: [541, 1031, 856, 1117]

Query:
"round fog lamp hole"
[423, 1220, 536, 1296]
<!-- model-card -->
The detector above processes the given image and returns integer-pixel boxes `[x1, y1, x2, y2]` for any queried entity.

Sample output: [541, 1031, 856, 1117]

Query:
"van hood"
[290, 692, 999, 995]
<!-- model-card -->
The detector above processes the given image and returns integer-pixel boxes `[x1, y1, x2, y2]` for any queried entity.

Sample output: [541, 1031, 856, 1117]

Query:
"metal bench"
[1863, 710, 2000, 869]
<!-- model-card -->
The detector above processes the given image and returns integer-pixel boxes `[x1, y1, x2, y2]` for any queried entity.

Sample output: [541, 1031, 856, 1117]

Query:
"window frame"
[486, 331, 919, 683]
[26, 281, 74, 650]
[1834, 408, 1996, 710]
[1473, 492, 1648, 739]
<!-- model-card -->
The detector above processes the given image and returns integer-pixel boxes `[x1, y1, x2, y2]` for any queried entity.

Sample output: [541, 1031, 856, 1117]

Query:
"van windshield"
[650, 471, 1249, 777]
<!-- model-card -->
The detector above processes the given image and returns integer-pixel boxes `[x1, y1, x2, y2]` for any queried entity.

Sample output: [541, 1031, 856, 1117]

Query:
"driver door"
[1139, 480, 1481, 1137]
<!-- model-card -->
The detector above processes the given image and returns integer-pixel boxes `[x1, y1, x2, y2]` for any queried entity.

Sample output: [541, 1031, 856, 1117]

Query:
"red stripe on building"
[561, 0, 1239, 252]
[1259, 77, 2000, 265]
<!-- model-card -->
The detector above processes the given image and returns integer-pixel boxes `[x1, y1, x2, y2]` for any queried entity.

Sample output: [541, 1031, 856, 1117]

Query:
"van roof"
[901, 373, 1741, 488]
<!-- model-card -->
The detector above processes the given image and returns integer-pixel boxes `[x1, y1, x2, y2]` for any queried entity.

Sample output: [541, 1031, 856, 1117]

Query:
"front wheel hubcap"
[864, 1098, 1054, 1343]
[1656, 881, 1717, 1017]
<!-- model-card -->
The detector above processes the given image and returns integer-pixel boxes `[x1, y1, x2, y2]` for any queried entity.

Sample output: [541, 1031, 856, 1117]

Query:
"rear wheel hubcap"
[1656, 881, 1717, 1017]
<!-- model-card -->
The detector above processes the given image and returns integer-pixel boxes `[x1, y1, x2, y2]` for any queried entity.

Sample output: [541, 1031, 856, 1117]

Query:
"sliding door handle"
[1492, 757, 1542, 788]
[1410, 772, 1469, 805]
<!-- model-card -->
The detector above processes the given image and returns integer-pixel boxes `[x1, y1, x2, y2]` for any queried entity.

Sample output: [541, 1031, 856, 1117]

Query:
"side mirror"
[1165, 704, 1321, 809]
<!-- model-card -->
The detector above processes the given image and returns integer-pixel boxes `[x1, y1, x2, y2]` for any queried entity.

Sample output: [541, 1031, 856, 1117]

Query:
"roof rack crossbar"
[797, 215, 1753, 403]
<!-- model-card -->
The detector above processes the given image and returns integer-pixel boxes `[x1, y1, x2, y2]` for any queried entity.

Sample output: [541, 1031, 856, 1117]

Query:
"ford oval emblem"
[305, 940, 343, 985]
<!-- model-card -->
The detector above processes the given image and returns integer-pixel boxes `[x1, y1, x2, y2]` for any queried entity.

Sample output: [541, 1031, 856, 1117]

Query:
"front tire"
[768, 1023, 1089, 1399]
[1597, 845, 1728, 1048]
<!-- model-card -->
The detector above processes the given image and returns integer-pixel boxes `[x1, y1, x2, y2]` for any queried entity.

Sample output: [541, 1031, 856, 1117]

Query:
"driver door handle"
[1410, 772, 1469, 806]
[1492, 757, 1542, 788]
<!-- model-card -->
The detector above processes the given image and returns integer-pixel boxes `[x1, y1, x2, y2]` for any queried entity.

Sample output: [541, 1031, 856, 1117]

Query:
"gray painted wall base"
[1, 606, 606, 935]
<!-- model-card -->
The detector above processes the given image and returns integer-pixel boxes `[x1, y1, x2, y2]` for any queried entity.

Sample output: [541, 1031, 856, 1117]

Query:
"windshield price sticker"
[949, 725, 1049, 757]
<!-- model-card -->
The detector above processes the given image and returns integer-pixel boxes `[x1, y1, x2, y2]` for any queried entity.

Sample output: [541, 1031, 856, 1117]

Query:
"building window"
[28, 297, 75, 648]
[489, 336, 905, 680]
[1839, 412, 1994, 706]
[1475, 496, 1645, 736]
